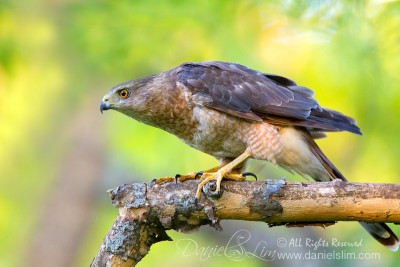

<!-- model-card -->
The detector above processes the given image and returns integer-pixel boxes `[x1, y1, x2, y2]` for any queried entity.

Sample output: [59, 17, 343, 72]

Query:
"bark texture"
[91, 179, 400, 266]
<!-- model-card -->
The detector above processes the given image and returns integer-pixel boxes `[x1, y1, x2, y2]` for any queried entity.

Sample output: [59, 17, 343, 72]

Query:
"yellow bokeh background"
[1, 1, 400, 266]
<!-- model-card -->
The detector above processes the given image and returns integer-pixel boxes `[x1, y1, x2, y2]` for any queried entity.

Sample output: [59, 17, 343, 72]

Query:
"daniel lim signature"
[176, 229, 276, 262]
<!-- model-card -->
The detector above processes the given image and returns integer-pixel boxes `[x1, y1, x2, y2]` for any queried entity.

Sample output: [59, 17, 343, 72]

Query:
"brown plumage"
[100, 61, 399, 251]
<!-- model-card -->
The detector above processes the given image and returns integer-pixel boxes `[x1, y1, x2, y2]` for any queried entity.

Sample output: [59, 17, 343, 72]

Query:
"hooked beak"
[100, 100, 111, 114]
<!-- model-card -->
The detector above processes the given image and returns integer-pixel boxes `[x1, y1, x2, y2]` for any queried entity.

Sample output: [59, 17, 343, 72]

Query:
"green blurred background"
[1, 0, 400, 266]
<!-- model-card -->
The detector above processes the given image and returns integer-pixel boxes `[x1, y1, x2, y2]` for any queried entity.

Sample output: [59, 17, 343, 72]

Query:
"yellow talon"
[154, 149, 252, 201]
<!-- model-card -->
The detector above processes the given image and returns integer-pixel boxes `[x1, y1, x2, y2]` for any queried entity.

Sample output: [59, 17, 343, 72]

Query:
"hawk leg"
[195, 149, 252, 200]
[153, 149, 253, 200]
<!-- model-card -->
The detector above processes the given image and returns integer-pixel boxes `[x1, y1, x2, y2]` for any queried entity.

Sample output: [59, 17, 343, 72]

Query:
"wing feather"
[176, 61, 361, 135]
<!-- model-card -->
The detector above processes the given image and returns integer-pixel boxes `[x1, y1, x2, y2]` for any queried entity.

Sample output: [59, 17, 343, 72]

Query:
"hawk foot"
[152, 172, 202, 185]
[195, 171, 249, 200]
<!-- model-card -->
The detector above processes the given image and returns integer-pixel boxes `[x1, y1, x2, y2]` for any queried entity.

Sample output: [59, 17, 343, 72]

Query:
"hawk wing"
[176, 61, 361, 135]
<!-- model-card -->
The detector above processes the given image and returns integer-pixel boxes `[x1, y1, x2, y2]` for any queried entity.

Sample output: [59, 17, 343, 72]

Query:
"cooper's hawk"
[100, 61, 399, 251]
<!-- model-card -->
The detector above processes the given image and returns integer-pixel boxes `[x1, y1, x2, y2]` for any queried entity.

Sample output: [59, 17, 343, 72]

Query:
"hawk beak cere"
[99, 99, 111, 114]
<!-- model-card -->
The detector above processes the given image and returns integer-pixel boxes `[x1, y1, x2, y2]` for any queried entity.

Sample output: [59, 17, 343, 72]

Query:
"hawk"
[100, 61, 399, 251]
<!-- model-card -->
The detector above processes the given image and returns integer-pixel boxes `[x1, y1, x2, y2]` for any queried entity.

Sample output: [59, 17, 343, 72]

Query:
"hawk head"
[100, 75, 156, 117]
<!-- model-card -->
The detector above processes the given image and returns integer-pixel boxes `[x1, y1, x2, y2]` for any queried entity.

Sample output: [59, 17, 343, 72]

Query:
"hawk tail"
[360, 222, 400, 252]
[305, 133, 400, 251]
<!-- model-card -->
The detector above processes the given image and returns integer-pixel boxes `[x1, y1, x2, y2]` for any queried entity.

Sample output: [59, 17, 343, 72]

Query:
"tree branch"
[91, 179, 400, 266]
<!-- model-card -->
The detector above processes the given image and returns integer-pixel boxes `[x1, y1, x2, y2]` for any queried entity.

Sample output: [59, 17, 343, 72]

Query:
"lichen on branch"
[91, 179, 400, 266]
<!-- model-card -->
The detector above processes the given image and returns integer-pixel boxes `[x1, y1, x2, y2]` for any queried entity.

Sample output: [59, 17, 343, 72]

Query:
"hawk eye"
[118, 89, 130, 99]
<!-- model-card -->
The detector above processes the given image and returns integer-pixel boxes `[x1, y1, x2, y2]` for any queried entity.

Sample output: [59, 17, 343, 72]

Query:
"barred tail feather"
[360, 222, 399, 252]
